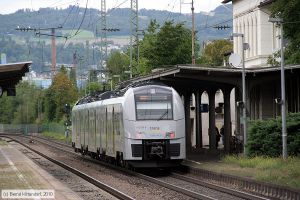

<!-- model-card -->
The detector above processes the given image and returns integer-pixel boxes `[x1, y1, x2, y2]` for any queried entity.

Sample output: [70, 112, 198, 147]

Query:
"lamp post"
[232, 33, 248, 155]
[269, 17, 287, 160]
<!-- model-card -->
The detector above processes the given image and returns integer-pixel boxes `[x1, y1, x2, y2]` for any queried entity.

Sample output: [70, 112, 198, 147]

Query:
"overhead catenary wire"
[70, 0, 89, 38]
[68, 0, 130, 39]
[60, 4, 77, 28]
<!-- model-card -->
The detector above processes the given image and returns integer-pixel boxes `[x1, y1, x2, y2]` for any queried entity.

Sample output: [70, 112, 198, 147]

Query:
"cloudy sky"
[0, 0, 223, 15]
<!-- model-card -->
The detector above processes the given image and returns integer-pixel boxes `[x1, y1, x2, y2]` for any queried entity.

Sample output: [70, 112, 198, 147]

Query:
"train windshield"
[134, 87, 173, 120]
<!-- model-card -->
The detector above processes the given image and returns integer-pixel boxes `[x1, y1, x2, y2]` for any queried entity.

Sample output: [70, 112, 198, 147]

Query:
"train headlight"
[166, 131, 175, 139]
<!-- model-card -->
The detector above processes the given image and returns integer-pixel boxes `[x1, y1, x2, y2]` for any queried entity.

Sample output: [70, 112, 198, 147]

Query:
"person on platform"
[220, 125, 225, 145]
[215, 126, 221, 147]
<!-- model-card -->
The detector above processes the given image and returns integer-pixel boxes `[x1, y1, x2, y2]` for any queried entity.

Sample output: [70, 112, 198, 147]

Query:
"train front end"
[123, 85, 185, 168]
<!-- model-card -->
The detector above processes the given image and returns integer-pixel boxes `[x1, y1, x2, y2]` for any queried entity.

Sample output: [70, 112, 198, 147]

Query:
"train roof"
[75, 81, 168, 106]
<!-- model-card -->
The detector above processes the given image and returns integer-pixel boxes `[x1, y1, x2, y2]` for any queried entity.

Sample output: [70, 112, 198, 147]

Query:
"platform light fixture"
[269, 17, 287, 160]
[231, 33, 248, 156]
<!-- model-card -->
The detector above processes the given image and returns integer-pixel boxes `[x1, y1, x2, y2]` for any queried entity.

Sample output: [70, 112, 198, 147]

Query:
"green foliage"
[0, 35, 102, 73]
[0, 95, 16, 123]
[0, 71, 78, 124]
[44, 67, 78, 122]
[140, 20, 198, 68]
[222, 155, 300, 188]
[247, 113, 300, 157]
[41, 131, 71, 143]
[0, 7, 232, 43]
[267, 51, 280, 67]
[86, 82, 103, 95]
[197, 39, 233, 66]
[0, 81, 43, 124]
[106, 51, 130, 80]
[0, 6, 233, 72]
[271, 0, 300, 64]
[106, 20, 200, 78]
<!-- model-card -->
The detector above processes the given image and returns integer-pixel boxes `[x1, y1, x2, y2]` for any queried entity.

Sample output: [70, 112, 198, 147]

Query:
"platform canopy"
[0, 61, 32, 96]
[125, 65, 300, 86]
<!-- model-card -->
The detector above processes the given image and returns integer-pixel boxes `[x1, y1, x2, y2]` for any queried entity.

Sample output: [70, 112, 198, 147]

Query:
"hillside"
[0, 5, 232, 41]
[0, 5, 232, 72]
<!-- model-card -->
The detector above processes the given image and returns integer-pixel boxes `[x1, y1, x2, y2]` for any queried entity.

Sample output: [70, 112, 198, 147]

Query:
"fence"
[0, 123, 65, 135]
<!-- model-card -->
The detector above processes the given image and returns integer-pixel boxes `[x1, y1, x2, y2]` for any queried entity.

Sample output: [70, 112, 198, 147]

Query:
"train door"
[94, 109, 96, 152]
[96, 108, 101, 153]
[111, 107, 115, 154]
[75, 112, 80, 145]
[107, 105, 114, 157]
[71, 112, 75, 143]
[85, 110, 89, 149]
[88, 108, 96, 152]
[105, 107, 108, 154]
[77, 112, 81, 146]
[80, 111, 85, 147]
[113, 105, 122, 154]
[100, 107, 105, 154]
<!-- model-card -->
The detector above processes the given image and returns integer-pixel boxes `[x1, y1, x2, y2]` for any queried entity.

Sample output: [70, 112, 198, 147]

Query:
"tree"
[12, 82, 40, 124]
[69, 68, 77, 88]
[138, 20, 160, 69]
[271, 0, 300, 64]
[106, 51, 130, 80]
[0, 95, 16, 123]
[197, 39, 233, 66]
[106, 20, 200, 79]
[0, 81, 45, 124]
[140, 20, 199, 68]
[44, 66, 78, 122]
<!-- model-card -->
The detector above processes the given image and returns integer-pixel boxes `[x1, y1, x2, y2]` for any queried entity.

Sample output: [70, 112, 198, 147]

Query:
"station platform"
[0, 140, 82, 200]
[182, 147, 224, 169]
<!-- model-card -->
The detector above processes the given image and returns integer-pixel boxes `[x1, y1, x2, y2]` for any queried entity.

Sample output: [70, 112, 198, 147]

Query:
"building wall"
[249, 72, 300, 120]
[232, 0, 280, 68]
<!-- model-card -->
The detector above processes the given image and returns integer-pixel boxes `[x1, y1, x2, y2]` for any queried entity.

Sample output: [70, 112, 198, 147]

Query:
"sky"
[0, 0, 223, 15]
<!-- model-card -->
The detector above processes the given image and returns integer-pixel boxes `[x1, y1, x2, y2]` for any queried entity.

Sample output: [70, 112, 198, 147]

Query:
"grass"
[198, 155, 300, 189]
[0, 138, 7, 146]
[41, 131, 71, 143]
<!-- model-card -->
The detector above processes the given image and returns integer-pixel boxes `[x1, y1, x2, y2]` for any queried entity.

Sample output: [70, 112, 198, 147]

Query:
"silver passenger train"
[72, 83, 186, 168]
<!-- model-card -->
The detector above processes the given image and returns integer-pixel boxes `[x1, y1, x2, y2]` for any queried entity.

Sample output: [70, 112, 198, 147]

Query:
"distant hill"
[0, 5, 232, 72]
[0, 5, 233, 42]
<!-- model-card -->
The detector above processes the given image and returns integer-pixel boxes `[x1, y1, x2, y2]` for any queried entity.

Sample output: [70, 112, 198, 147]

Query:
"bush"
[247, 113, 300, 157]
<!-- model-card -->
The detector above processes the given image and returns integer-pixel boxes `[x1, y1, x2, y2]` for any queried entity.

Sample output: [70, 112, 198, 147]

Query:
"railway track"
[10, 135, 218, 199]
[31, 135, 270, 199]
[0, 135, 134, 200]
[169, 173, 269, 200]
[32, 135, 73, 150]
[2, 134, 271, 200]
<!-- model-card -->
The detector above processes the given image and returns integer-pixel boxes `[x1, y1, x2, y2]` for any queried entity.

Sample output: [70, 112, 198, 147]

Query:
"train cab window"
[134, 87, 173, 120]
